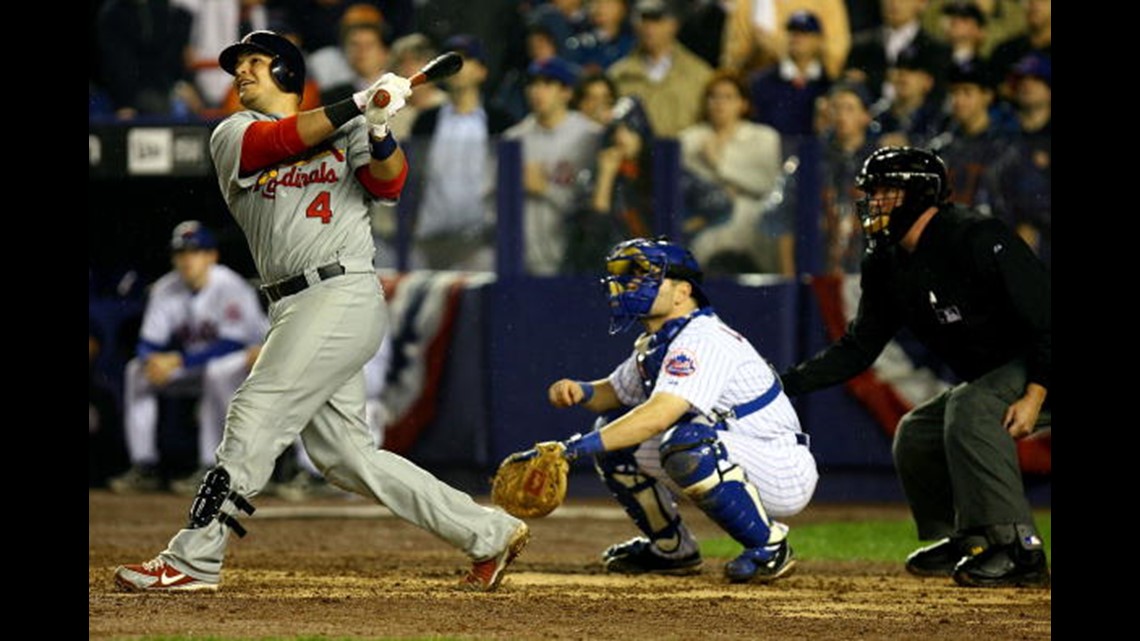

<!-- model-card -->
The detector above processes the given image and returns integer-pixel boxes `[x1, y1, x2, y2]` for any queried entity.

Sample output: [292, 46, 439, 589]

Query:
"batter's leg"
[199, 351, 250, 468]
[300, 370, 523, 561]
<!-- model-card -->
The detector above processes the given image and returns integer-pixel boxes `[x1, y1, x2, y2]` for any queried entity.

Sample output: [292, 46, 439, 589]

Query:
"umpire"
[780, 147, 1050, 588]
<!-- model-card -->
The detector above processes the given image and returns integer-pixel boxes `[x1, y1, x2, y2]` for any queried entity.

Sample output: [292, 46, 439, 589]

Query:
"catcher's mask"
[855, 146, 950, 252]
[602, 237, 710, 335]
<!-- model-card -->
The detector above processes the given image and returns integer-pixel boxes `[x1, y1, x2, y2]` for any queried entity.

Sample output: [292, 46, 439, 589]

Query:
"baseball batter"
[110, 221, 267, 495]
[536, 237, 817, 582]
[115, 30, 528, 593]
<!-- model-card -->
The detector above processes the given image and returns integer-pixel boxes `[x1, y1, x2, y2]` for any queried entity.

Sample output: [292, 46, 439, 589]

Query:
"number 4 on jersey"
[306, 191, 333, 224]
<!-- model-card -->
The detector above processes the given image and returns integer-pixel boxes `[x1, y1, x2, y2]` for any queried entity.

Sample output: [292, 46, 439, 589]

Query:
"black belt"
[261, 262, 346, 302]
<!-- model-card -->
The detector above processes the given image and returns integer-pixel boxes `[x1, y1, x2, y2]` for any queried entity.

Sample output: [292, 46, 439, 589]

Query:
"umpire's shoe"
[603, 537, 703, 576]
[905, 536, 986, 577]
[724, 540, 796, 583]
[952, 544, 1050, 588]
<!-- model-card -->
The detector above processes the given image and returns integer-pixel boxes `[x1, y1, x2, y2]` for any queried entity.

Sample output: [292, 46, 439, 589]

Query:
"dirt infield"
[89, 491, 1051, 640]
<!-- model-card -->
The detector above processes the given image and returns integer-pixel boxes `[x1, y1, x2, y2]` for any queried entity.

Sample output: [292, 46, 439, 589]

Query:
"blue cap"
[443, 34, 487, 64]
[527, 57, 580, 86]
[170, 220, 217, 252]
[1011, 52, 1051, 87]
[786, 10, 822, 33]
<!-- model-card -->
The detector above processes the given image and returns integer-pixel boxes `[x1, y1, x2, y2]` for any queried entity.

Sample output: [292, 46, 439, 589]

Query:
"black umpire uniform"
[780, 147, 1050, 588]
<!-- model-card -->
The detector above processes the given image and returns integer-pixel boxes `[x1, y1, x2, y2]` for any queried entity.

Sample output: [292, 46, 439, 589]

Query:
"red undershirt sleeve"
[239, 116, 307, 175]
[354, 158, 408, 200]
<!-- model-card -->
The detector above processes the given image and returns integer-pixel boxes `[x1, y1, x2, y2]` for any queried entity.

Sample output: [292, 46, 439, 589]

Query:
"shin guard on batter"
[188, 466, 256, 537]
[660, 422, 777, 550]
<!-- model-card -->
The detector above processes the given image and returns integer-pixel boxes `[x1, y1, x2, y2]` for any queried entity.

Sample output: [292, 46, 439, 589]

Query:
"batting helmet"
[219, 30, 306, 96]
[603, 237, 710, 335]
[855, 147, 949, 251]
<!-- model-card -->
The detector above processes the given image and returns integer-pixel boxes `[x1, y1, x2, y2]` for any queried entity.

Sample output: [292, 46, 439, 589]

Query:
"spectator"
[819, 82, 879, 273]
[930, 59, 1017, 214]
[493, 23, 574, 124]
[844, 0, 952, 104]
[567, 0, 638, 74]
[108, 221, 268, 494]
[386, 33, 447, 139]
[302, 3, 391, 96]
[504, 58, 605, 275]
[993, 52, 1050, 266]
[567, 94, 658, 273]
[96, 0, 197, 119]
[319, 20, 393, 105]
[748, 10, 834, 138]
[988, 0, 1050, 104]
[677, 0, 730, 69]
[922, 0, 1026, 58]
[529, 0, 593, 58]
[573, 71, 620, 126]
[871, 43, 947, 148]
[408, 35, 518, 271]
[680, 72, 787, 275]
[171, 0, 265, 111]
[608, 0, 714, 137]
[722, 0, 852, 81]
[938, 1, 989, 65]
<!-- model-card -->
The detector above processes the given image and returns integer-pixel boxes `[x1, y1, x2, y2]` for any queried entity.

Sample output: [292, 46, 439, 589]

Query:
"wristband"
[369, 131, 399, 161]
[324, 98, 361, 129]
[577, 381, 595, 403]
[562, 431, 604, 461]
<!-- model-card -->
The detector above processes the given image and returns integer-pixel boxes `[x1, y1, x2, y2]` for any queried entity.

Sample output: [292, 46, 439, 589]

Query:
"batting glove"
[359, 73, 413, 137]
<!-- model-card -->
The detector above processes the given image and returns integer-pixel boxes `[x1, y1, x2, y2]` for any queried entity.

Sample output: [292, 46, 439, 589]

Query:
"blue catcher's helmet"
[603, 237, 710, 334]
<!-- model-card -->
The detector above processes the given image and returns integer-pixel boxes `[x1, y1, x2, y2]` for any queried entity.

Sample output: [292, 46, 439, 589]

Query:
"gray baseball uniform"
[156, 110, 522, 582]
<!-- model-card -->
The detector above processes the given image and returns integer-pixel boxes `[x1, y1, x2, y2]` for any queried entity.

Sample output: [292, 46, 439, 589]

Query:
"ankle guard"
[187, 467, 256, 537]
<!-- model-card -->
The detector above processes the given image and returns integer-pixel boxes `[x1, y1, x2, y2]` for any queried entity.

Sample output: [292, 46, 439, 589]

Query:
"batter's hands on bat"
[362, 73, 412, 138]
[548, 378, 589, 408]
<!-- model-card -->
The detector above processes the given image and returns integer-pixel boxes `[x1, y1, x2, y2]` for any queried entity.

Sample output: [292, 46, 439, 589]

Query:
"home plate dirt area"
[89, 491, 1051, 640]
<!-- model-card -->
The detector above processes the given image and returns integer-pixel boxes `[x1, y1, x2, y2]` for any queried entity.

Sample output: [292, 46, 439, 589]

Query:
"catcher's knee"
[659, 422, 723, 495]
[187, 466, 256, 537]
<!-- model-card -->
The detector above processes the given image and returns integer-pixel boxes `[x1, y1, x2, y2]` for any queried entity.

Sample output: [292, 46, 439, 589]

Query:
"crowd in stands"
[90, 0, 1052, 276]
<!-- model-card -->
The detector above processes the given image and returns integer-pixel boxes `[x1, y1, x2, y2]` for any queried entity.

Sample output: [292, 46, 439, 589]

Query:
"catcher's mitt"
[491, 441, 570, 518]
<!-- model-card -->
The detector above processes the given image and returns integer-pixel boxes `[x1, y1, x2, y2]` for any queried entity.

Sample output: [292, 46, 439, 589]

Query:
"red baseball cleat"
[459, 522, 530, 592]
[114, 557, 218, 592]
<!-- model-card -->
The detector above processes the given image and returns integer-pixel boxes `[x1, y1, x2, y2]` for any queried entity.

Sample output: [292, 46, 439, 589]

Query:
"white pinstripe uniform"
[124, 264, 267, 469]
[609, 313, 818, 519]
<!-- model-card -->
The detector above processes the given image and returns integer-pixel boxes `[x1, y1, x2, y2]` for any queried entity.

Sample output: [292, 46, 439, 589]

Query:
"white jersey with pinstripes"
[608, 312, 816, 517]
[608, 313, 803, 440]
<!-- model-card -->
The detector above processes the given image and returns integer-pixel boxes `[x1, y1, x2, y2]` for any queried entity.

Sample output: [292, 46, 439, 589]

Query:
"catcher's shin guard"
[187, 466, 256, 537]
[660, 422, 772, 549]
[594, 445, 690, 554]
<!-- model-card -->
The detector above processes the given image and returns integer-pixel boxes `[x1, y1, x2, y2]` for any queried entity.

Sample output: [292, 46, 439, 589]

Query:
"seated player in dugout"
[527, 237, 818, 583]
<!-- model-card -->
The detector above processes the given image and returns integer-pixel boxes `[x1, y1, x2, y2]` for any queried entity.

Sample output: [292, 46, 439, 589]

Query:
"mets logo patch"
[663, 349, 697, 377]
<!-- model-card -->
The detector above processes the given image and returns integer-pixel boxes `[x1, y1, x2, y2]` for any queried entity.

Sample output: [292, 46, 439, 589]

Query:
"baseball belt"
[261, 262, 346, 303]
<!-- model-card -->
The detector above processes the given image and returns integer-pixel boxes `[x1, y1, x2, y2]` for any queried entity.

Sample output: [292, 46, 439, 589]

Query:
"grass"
[699, 510, 1052, 561]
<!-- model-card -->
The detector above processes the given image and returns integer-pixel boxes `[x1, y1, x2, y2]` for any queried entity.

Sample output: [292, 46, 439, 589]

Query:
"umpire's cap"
[219, 30, 307, 96]
[171, 221, 217, 252]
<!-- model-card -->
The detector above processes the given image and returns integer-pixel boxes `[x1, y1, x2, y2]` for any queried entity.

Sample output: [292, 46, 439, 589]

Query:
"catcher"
[496, 237, 818, 583]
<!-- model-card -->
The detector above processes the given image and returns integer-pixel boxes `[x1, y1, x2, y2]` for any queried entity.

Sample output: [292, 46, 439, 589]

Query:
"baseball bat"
[372, 51, 465, 108]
